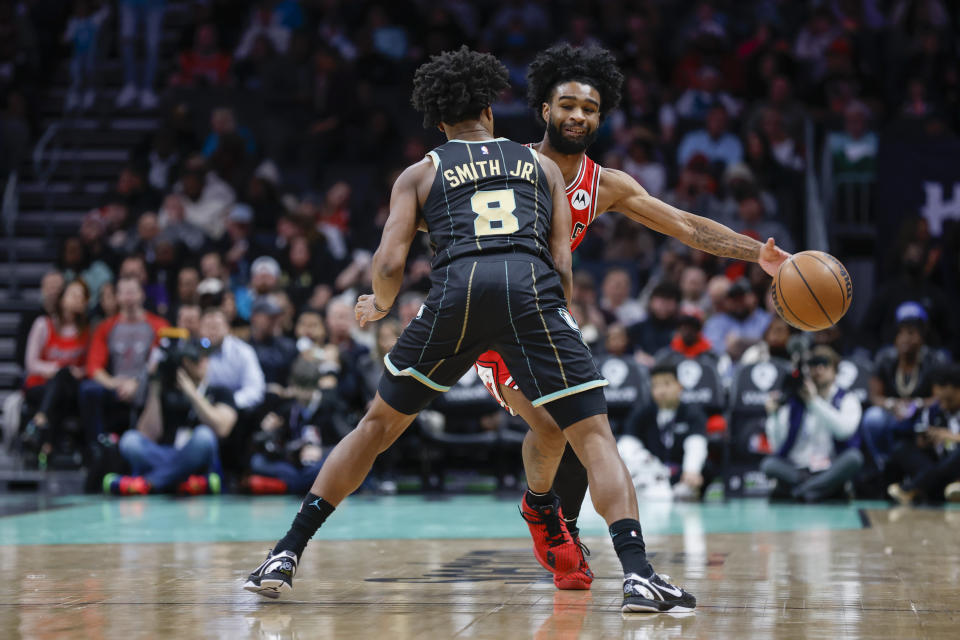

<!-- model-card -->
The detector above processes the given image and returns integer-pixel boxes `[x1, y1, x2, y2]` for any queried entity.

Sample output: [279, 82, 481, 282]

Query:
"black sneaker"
[622, 572, 696, 613]
[244, 549, 298, 599]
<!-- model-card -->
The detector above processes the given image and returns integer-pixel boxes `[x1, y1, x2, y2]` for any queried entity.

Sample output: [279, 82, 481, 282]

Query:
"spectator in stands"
[325, 298, 369, 406]
[202, 107, 257, 160]
[887, 364, 960, 505]
[58, 236, 113, 312]
[729, 193, 795, 253]
[63, 0, 109, 111]
[249, 297, 297, 385]
[173, 155, 236, 241]
[248, 358, 343, 495]
[21, 280, 91, 462]
[91, 280, 118, 326]
[760, 108, 804, 172]
[679, 265, 709, 312]
[741, 316, 793, 365]
[15, 271, 64, 370]
[662, 155, 720, 217]
[862, 302, 948, 468]
[110, 166, 162, 219]
[199, 307, 264, 411]
[762, 345, 863, 502]
[677, 105, 743, 170]
[625, 360, 710, 500]
[716, 162, 776, 226]
[357, 317, 400, 402]
[115, 0, 165, 109]
[703, 278, 771, 358]
[167, 266, 199, 323]
[235, 1, 294, 60]
[621, 131, 666, 198]
[658, 303, 714, 363]
[629, 282, 681, 367]
[235, 255, 282, 322]
[108, 338, 235, 495]
[221, 203, 254, 283]
[744, 74, 804, 140]
[80, 277, 168, 440]
[176, 303, 201, 336]
[861, 241, 953, 350]
[157, 194, 207, 254]
[293, 308, 327, 356]
[118, 254, 164, 313]
[793, 7, 840, 82]
[169, 22, 232, 88]
[282, 236, 328, 311]
[600, 268, 645, 326]
[140, 128, 182, 191]
[674, 66, 741, 122]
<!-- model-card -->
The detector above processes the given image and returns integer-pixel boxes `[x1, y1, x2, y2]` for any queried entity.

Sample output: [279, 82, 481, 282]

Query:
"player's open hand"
[355, 294, 389, 328]
[758, 237, 791, 277]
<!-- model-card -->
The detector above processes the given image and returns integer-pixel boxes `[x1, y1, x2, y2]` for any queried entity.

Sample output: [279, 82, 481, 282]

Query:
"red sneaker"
[248, 475, 288, 495]
[520, 494, 580, 575]
[177, 475, 209, 495]
[553, 537, 594, 590]
[118, 475, 151, 495]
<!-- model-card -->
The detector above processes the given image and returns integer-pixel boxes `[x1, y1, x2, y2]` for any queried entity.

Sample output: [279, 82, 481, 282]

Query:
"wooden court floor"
[1, 503, 959, 639]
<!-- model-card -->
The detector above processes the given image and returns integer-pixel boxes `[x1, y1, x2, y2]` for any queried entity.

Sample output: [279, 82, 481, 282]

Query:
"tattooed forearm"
[687, 214, 763, 262]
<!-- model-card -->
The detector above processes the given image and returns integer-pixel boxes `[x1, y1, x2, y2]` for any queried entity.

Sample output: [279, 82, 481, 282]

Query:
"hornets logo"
[557, 308, 585, 344]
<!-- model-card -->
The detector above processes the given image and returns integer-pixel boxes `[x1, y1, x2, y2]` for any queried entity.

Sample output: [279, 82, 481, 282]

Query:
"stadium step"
[0, 313, 20, 338]
[0, 238, 56, 262]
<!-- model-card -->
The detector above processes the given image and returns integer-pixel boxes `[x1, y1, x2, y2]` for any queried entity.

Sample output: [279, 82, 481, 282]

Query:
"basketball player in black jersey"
[244, 46, 695, 614]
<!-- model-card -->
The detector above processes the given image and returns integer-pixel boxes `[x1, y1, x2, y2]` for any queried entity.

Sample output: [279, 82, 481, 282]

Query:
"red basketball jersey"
[526, 145, 602, 251]
[564, 154, 602, 251]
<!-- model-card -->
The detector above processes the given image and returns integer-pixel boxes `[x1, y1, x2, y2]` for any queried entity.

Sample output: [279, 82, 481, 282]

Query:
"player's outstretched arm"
[538, 153, 574, 304]
[603, 169, 790, 276]
[357, 159, 428, 327]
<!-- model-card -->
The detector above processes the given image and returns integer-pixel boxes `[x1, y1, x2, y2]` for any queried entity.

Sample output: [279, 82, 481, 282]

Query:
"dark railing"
[2, 170, 19, 297]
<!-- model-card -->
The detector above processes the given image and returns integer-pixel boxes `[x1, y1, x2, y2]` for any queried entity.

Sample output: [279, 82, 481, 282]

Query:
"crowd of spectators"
[4, 1, 960, 503]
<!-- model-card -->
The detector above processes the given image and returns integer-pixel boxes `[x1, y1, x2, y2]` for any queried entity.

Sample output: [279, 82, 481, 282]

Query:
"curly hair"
[526, 44, 624, 123]
[410, 45, 510, 129]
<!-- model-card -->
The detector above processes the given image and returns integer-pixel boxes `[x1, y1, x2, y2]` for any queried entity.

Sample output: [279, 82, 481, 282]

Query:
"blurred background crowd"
[1, 0, 959, 504]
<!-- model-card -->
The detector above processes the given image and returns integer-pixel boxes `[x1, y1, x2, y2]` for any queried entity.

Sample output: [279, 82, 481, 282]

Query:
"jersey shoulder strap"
[566, 155, 602, 223]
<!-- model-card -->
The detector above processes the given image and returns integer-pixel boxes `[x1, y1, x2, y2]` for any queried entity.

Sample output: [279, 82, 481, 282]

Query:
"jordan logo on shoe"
[546, 551, 556, 568]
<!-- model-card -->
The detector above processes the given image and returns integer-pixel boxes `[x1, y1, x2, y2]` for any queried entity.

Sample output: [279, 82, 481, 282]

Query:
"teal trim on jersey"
[530, 379, 609, 407]
[447, 137, 509, 143]
[383, 354, 450, 392]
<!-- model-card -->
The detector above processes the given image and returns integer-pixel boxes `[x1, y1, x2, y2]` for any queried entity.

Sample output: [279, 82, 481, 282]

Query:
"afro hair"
[526, 44, 624, 123]
[410, 45, 510, 129]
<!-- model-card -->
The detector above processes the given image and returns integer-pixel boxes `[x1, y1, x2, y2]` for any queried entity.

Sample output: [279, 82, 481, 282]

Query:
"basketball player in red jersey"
[476, 45, 791, 590]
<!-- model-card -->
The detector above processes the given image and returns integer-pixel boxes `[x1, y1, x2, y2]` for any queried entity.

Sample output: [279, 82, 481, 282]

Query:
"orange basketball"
[771, 250, 852, 331]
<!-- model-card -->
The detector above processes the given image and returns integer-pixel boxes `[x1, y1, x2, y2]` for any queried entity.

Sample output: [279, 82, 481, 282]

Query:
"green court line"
[0, 496, 901, 546]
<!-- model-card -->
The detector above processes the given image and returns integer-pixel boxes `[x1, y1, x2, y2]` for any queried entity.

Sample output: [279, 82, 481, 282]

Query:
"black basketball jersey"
[421, 138, 554, 269]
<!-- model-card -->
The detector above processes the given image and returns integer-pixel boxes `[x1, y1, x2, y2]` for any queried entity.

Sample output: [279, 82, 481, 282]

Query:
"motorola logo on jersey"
[570, 189, 591, 210]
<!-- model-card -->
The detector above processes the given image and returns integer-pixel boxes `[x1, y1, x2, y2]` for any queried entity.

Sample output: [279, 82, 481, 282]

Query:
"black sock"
[552, 444, 588, 520]
[274, 493, 335, 558]
[609, 518, 653, 578]
[565, 517, 580, 539]
[525, 488, 556, 507]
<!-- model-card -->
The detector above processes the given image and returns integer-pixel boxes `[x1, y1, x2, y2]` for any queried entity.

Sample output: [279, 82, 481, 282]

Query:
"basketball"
[771, 251, 853, 331]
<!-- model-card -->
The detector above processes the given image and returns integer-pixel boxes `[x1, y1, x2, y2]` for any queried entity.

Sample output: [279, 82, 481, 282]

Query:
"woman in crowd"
[22, 280, 92, 463]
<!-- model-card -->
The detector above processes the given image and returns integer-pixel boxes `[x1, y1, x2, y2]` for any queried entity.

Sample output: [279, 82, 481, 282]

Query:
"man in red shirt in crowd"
[80, 277, 168, 439]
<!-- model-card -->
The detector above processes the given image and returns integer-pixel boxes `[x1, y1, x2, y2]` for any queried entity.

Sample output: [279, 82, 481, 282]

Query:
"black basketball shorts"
[378, 254, 607, 428]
